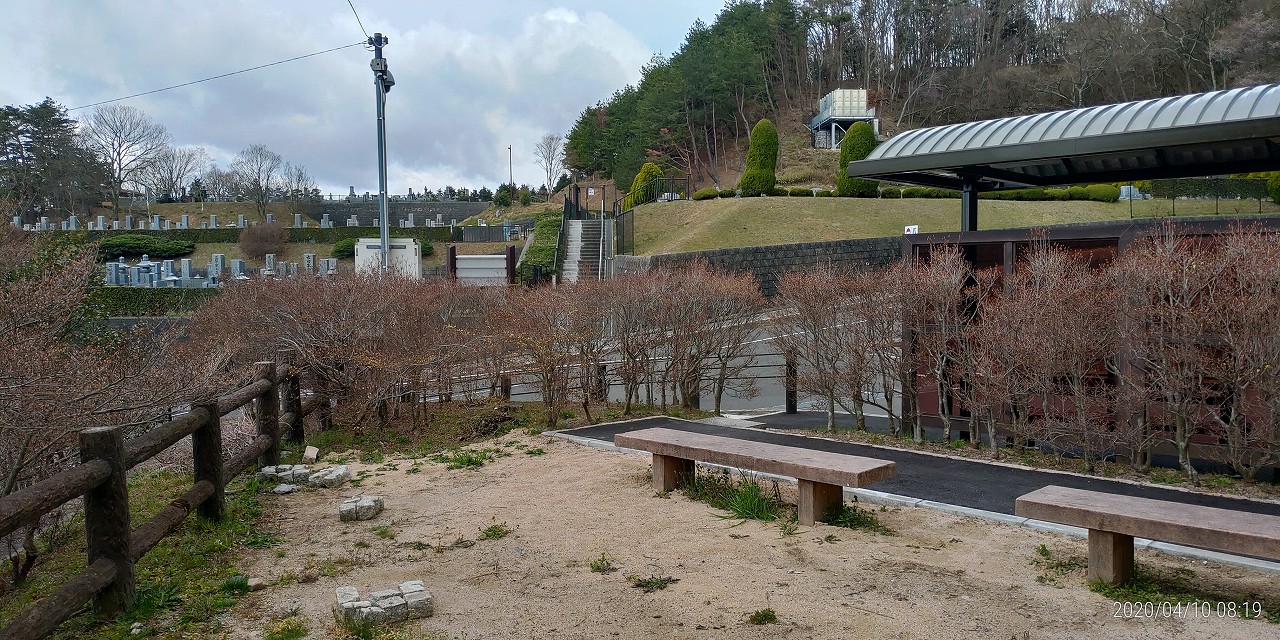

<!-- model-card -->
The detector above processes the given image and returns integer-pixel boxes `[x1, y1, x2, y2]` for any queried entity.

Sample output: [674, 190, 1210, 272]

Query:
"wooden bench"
[614, 427, 895, 526]
[1015, 485, 1280, 585]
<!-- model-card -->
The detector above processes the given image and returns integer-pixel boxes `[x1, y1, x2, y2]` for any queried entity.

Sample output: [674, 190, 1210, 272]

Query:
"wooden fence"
[0, 359, 314, 640]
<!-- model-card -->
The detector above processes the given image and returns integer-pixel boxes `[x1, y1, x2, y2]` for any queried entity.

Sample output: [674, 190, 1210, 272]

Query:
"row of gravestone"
[104, 252, 340, 289]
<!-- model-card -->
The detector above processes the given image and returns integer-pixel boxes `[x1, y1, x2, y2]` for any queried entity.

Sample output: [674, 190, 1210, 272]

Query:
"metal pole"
[508, 145, 513, 200]
[370, 33, 392, 274]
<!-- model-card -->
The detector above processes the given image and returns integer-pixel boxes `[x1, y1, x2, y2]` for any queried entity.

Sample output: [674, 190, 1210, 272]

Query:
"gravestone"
[60, 221, 69, 231]
[129, 266, 142, 286]
[67, 215, 79, 230]
[294, 213, 302, 227]
[288, 262, 298, 277]
[180, 214, 189, 229]
[97, 215, 106, 230]
[201, 222, 209, 229]
[230, 259, 245, 277]
[321, 213, 332, 229]
[150, 215, 160, 229]
[111, 220, 120, 230]
[209, 214, 219, 228]
[163, 220, 171, 230]
[105, 262, 123, 286]
[237, 214, 246, 228]
[347, 215, 359, 227]
[264, 253, 277, 274]
[180, 259, 193, 279]
[303, 253, 316, 273]
[11, 216, 19, 228]
[124, 215, 134, 230]
[161, 260, 174, 278]
[406, 213, 415, 227]
[211, 254, 226, 275]
[265, 213, 274, 224]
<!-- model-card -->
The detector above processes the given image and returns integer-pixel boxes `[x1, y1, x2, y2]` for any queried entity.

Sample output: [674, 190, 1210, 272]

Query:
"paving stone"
[309, 465, 350, 488]
[339, 495, 384, 522]
[377, 595, 408, 622]
[335, 586, 360, 606]
[398, 580, 425, 594]
[403, 589, 434, 618]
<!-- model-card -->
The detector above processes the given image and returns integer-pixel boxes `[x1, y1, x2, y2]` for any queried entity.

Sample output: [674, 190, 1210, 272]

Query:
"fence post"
[255, 361, 280, 466]
[80, 426, 135, 615]
[784, 352, 798, 415]
[191, 402, 225, 521]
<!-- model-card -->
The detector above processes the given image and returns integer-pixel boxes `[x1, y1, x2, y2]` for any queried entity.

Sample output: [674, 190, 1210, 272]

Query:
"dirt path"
[225, 432, 1279, 639]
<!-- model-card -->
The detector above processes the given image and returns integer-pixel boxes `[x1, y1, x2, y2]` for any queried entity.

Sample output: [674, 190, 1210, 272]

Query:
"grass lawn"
[633, 196, 1280, 255]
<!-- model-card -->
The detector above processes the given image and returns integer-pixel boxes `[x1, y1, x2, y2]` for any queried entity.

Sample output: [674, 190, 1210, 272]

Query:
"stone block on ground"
[309, 465, 350, 488]
[247, 577, 266, 592]
[302, 445, 319, 464]
[333, 581, 433, 623]
[272, 484, 298, 495]
[339, 495, 384, 522]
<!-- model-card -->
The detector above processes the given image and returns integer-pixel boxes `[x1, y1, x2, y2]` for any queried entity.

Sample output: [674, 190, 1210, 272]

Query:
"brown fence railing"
[0, 358, 314, 640]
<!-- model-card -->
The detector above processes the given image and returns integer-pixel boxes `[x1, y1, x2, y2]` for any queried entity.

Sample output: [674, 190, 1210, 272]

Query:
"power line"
[347, 0, 371, 40]
[69, 41, 367, 111]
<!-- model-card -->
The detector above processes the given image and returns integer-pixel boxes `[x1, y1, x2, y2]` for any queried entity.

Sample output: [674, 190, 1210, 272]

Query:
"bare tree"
[281, 162, 316, 203]
[141, 145, 208, 199]
[79, 104, 170, 213]
[533, 133, 564, 197]
[231, 144, 284, 217]
[200, 164, 240, 202]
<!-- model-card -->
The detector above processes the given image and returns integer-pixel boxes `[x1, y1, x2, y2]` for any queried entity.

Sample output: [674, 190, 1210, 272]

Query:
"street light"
[369, 33, 395, 273]
[508, 145, 513, 199]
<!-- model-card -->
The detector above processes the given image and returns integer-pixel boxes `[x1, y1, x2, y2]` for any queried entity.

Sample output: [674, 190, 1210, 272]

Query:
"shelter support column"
[961, 177, 979, 232]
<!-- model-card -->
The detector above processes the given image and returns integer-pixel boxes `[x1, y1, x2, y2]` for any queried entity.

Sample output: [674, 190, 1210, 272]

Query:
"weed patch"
[430, 448, 495, 469]
[1031, 544, 1085, 587]
[479, 521, 512, 540]
[823, 502, 895, 535]
[590, 554, 618, 574]
[681, 469, 786, 522]
[628, 574, 679, 593]
[748, 608, 779, 625]
[1091, 565, 1279, 623]
[264, 616, 308, 640]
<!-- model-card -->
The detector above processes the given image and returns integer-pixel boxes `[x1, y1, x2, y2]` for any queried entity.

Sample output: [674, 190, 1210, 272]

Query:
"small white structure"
[354, 238, 422, 278]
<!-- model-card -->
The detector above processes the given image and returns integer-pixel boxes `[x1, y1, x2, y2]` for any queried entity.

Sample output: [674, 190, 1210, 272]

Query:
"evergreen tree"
[835, 121, 878, 197]
[738, 118, 778, 197]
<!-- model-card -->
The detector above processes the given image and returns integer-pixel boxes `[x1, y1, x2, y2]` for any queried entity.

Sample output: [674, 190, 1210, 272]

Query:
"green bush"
[739, 119, 779, 197]
[692, 187, 719, 201]
[1266, 174, 1280, 204]
[98, 234, 196, 259]
[1084, 184, 1120, 202]
[770, 187, 789, 196]
[623, 162, 665, 210]
[788, 187, 814, 197]
[879, 187, 901, 199]
[738, 170, 775, 197]
[901, 187, 960, 199]
[813, 189, 833, 197]
[517, 209, 563, 282]
[89, 287, 220, 317]
[332, 238, 357, 259]
[835, 122, 879, 197]
[1066, 186, 1089, 200]
[719, 188, 737, 198]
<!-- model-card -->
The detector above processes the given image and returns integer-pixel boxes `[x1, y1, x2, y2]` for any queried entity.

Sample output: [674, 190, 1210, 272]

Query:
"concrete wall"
[616, 237, 903, 296]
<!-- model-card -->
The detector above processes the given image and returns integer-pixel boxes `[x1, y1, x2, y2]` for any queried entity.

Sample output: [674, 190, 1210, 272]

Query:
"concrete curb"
[546, 430, 1280, 576]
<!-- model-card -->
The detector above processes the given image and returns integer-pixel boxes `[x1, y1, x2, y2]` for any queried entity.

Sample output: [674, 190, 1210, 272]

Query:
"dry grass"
[633, 196, 1280, 256]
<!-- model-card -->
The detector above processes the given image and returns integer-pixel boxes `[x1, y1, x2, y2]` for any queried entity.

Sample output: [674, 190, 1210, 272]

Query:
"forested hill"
[566, 0, 1280, 192]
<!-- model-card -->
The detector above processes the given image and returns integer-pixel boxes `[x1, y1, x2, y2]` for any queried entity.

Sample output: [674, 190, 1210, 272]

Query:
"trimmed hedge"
[814, 189, 833, 197]
[692, 187, 720, 201]
[332, 238, 357, 258]
[739, 119, 779, 197]
[89, 286, 220, 317]
[82, 226, 452, 245]
[879, 187, 901, 198]
[516, 209, 563, 282]
[98, 234, 196, 259]
[788, 187, 814, 197]
[836, 122, 879, 197]
[719, 188, 737, 198]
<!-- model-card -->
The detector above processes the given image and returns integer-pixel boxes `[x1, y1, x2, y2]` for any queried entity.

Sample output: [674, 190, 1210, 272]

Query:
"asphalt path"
[559, 415, 1280, 518]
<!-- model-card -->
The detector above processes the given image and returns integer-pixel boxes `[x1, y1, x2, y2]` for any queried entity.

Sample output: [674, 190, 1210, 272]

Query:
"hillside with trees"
[566, 0, 1280, 193]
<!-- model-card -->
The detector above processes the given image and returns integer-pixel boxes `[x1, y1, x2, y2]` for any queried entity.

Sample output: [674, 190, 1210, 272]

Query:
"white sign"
[904, 225, 919, 235]
[587, 187, 596, 196]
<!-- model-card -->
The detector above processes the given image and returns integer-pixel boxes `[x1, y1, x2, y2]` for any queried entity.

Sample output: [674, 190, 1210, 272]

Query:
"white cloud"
[0, 0, 724, 194]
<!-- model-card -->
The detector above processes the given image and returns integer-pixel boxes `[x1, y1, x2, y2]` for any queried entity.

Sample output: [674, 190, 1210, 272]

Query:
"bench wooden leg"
[651, 454, 694, 493]
[798, 479, 844, 526]
[1087, 529, 1134, 585]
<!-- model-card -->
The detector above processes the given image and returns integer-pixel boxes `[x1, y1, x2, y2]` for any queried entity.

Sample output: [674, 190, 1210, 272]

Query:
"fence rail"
[0, 359, 312, 640]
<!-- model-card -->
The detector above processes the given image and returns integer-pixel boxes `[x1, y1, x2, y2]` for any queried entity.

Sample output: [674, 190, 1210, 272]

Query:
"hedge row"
[89, 286, 220, 317]
[98, 234, 196, 259]
[79, 226, 453, 245]
[516, 210, 563, 282]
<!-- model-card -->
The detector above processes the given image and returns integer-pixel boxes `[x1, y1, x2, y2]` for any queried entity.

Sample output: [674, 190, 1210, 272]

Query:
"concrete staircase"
[560, 220, 603, 283]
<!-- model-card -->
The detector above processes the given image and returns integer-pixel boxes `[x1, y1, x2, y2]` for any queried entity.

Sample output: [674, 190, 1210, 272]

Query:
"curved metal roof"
[848, 84, 1280, 190]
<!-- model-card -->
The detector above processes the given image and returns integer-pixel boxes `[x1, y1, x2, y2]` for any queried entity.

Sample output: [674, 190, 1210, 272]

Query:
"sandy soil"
[223, 432, 1280, 640]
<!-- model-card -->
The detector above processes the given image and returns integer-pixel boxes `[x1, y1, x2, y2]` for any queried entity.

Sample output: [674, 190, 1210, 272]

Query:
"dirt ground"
[224, 432, 1280, 640]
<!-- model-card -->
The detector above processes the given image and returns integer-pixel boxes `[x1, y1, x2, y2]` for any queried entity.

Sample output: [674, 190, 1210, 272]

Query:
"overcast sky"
[0, 0, 725, 196]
